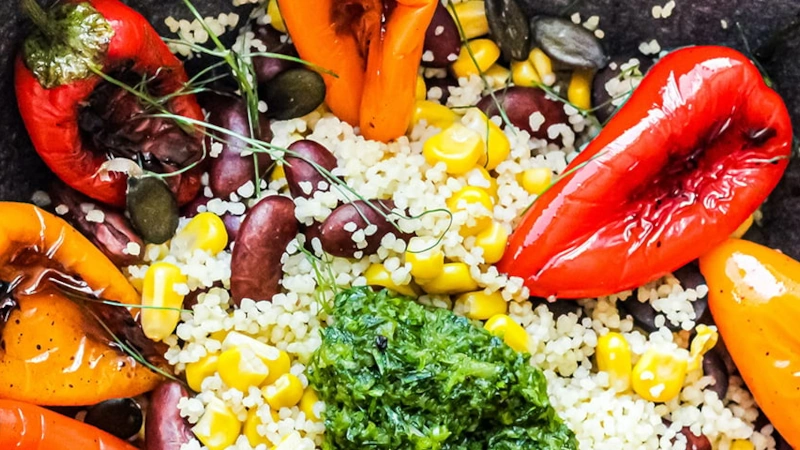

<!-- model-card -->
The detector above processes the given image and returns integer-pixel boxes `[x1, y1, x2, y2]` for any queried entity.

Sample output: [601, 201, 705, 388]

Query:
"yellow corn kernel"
[267, 0, 285, 33]
[244, 408, 273, 448]
[263, 349, 291, 386]
[174, 212, 228, 255]
[263, 373, 304, 410]
[520, 167, 553, 195]
[451, 39, 501, 79]
[731, 214, 754, 239]
[452, 1, 490, 39]
[528, 48, 555, 86]
[596, 332, 632, 393]
[730, 440, 755, 450]
[415, 75, 427, 101]
[405, 237, 445, 281]
[466, 167, 498, 199]
[364, 263, 419, 297]
[447, 186, 495, 236]
[300, 388, 323, 422]
[689, 324, 719, 372]
[484, 314, 530, 353]
[474, 221, 508, 264]
[462, 108, 511, 171]
[423, 123, 484, 175]
[456, 291, 507, 320]
[568, 68, 594, 111]
[420, 263, 478, 295]
[185, 354, 219, 392]
[483, 64, 511, 89]
[411, 100, 460, 130]
[192, 397, 242, 450]
[141, 262, 187, 341]
[270, 164, 286, 182]
[511, 59, 541, 87]
[218, 346, 269, 392]
[632, 346, 689, 402]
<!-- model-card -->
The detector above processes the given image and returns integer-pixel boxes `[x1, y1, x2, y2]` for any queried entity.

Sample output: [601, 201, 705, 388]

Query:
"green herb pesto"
[308, 287, 578, 450]
[23, 2, 114, 88]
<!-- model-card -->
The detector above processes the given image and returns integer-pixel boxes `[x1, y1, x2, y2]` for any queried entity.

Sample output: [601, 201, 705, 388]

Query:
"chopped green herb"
[308, 287, 577, 450]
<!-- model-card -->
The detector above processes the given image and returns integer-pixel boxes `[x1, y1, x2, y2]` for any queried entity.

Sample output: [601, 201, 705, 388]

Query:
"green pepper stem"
[20, 0, 55, 38]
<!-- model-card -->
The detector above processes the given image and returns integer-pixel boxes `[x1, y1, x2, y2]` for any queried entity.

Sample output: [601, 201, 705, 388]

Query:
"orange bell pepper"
[0, 202, 161, 405]
[278, 0, 437, 142]
[699, 239, 800, 448]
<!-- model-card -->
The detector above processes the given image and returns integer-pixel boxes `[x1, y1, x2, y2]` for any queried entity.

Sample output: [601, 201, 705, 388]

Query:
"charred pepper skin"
[15, 0, 204, 207]
[498, 46, 793, 299]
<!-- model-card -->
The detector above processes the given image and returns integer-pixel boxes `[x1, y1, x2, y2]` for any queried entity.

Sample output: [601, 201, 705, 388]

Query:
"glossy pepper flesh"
[498, 46, 792, 298]
[15, 0, 204, 207]
[277, 0, 437, 142]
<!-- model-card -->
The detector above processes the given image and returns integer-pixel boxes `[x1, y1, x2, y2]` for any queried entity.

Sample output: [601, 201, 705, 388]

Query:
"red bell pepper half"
[15, 0, 204, 207]
[498, 46, 793, 299]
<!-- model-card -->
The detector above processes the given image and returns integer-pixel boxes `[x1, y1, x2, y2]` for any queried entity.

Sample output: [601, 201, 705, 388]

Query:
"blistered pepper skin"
[499, 46, 793, 298]
[699, 239, 800, 448]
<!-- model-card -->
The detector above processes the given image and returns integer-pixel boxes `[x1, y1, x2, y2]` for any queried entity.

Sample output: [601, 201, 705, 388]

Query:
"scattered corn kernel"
[474, 221, 508, 264]
[511, 59, 541, 87]
[218, 346, 269, 392]
[174, 212, 228, 255]
[411, 100, 459, 130]
[456, 290, 507, 320]
[452, 1, 490, 39]
[731, 214, 754, 239]
[141, 262, 187, 341]
[415, 75, 427, 101]
[568, 68, 594, 110]
[267, 0, 285, 33]
[300, 388, 323, 422]
[221, 331, 288, 386]
[263, 349, 292, 386]
[185, 353, 219, 392]
[484, 314, 530, 353]
[270, 164, 286, 182]
[263, 373, 304, 410]
[447, 186, 495, 236]
[528, 48, 555, 86]
[423, 123, 484, 175]
[483, 64, 511, 88]
[462, 108, 510, 170]
[632, 345, 689, 402]
[420, 263, 478, 295]
[730, 440, 755, 450]
[689, 324, 719, 372]
[364, 263, 419, 297]
[192, 397, 241, 450]
[466, 167, 498, 198]
[244, 408, 273, 448]
[520, 167, 553, 195]
[596, 332, 632, 393]
[405, 237, 445, 281]
[451, 39, 501, 79]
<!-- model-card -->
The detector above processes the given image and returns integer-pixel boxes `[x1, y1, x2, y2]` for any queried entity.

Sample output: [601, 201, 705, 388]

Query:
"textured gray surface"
[1, 0, 799, 256]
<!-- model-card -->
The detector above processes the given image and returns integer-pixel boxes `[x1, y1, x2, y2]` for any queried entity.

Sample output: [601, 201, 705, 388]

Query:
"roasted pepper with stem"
[277, 0, 437, 142]
[15, 0, 205, 207]
[0, 202, 162, 405]
[498, 46, 793, 298]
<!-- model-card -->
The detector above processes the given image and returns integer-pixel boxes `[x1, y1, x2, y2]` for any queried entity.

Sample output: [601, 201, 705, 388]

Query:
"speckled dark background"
[1, 0, 798, 257]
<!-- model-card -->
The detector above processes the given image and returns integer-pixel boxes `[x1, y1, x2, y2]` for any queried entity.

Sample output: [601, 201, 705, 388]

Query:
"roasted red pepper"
[498, 46, 793, 298]
[15, 0, 204, 207]
[278, 0, 437, 142]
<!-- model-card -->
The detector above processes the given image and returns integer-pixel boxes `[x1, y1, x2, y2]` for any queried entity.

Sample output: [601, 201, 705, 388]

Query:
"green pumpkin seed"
[531, 17, 609, 69]
[486, 0, 531, 61]
[126, 176, 179, 244]
[261, 68, 326, 120]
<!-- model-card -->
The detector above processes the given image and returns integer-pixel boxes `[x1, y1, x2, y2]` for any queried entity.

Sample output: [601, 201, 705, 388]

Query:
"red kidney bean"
[302, 221, 324, 255]
[49, 182, 145, 266]
[421, 2, 461, 68]
[701, 349, 729, 400]
[144, 382, 194, 450]
[203, 95, 273, 199]
[230, 195, 299, 305]
[680, 427, 712, 450]
[476, 86, 568, 142]
[252, 24, 299, 84]
[319, 200, 408, 258]
[85, 398, 143, 441]
[284, 140, 338, 200]
[181, 195, 242, 244]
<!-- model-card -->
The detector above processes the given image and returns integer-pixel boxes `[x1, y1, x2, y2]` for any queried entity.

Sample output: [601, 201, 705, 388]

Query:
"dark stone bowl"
[1, 0, 798, 257]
